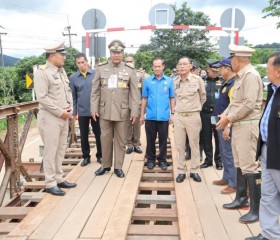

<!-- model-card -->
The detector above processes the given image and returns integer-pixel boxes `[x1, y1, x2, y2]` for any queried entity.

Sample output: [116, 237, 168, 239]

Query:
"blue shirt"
[260, 84, 280, 142]
[69, 69, 96, 116]
[142, 74, 175, 121]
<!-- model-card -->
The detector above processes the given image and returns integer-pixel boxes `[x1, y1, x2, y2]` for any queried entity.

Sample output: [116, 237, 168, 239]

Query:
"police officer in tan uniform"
[125, 55, 143, 154]
[91, 40, 139, 178]
[34, 41, 77, 196]
[217, 44, 263, 224]
[173, 56, 206, 183]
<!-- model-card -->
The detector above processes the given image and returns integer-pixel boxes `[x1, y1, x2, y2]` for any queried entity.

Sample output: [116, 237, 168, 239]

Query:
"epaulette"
[98, 61, 108, 66]
[125, 63, 134, 69]
[39, 64, 48, 70]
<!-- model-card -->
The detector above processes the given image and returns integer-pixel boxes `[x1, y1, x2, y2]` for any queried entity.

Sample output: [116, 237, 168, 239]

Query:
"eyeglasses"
[178, 63, 191, 67]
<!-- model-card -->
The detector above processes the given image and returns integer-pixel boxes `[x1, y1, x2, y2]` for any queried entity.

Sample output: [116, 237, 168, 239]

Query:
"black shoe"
[45, 186, 65, 196]
[114, 169, 125, 178]
[95, 167, 111, 176]
[176, 174, 186, 183]
[245, 234, 268, 240]
[158, 161, 168, 170]
[126, 146, 134, 154]
[216, 163, 223, 170]
[200, 162, 213, 168]
[97, 157, 102, 164]
[147, 162, 155, 169]
[57, 180, 77, 188]
[190, 173, 202, 182]
[185, 152, 191, 160]
[81, 156, 90, 167]
[134, 146, 143, 154]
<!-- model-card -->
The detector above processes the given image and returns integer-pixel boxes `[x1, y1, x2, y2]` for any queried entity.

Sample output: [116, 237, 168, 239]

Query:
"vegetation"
[263, 0, 280, 28]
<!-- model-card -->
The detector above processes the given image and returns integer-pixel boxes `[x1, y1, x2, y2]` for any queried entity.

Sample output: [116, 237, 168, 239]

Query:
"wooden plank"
[0, 207, 32, 219]
[170, 126, 205, 240]
[62, 158, 81, 165]
[132, 208, 177, 221]
[143, 166, 173, 173]
[6, 160, 88, 238]
[139, 182, 175, 191]
[127, 237, 179, 240]
[136, 194, 176, 205]
[20, 192, 46, 203]
[101, 160, 143, 240]
[23, 181, 45, 189]
[142, 172, 173, 181]
[128, 224, 179, 236]
[0, 222, 18, 234]
[29, 162, 102, 240]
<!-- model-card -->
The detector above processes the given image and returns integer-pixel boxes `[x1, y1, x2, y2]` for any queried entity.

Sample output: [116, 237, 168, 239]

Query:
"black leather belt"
[202, 107, 214, 112]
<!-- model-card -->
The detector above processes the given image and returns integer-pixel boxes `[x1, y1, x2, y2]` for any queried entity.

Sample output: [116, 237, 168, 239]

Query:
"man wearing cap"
[217, 44, 263, 224]
[200, 59, 223, 170]
[70, 52, 102, 167]
[212, 58, 237, 194]
[91, 40, 139, 178]
[173, 56, 206, 183]
[34, 41, 77, 196]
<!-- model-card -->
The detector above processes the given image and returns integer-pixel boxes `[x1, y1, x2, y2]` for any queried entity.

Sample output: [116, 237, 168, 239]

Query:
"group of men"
[34, 38, 280, 239]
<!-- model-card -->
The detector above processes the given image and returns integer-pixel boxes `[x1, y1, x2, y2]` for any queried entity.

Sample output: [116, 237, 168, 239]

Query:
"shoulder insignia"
[39, 64, 48, 70]
[98, 61, 108, 66]
[125, 63, 134, 69]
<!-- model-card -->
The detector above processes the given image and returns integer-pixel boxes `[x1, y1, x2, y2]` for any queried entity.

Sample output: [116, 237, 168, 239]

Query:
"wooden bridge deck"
[3, 126, 261, 240]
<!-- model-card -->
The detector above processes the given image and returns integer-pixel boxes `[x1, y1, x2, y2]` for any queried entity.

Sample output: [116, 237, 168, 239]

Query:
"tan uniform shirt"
[34, 61, 72, 117]
[225, 64, 263, 122]
[91, 60, 140, 121]
[173, 73, 206, 112]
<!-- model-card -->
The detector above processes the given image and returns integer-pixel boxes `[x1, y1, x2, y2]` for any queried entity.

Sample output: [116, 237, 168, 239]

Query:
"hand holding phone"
[211, 116, 220, 125]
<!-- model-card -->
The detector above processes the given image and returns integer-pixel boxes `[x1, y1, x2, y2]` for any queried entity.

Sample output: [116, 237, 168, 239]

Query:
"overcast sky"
[0, 0, 279, 59]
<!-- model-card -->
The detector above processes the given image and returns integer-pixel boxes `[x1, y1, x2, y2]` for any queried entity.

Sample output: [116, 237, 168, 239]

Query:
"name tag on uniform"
[118, 82, 127, 88]
[108, 74, 118, 89]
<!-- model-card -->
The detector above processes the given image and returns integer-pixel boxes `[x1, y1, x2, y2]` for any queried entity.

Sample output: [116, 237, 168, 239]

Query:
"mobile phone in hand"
[211, 116, 220, 125]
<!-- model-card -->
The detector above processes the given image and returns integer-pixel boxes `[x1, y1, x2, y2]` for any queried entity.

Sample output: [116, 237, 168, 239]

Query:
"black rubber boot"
[223, 168, 249, 209]
[239, 172, 261, 224]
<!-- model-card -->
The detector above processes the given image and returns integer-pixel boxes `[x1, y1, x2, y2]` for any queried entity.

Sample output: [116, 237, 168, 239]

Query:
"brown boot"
[221, 186, 236, 194]
[213, 179, 228, 186]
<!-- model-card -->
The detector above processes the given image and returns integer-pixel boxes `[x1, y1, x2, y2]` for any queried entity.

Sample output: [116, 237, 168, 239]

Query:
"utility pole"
[62, 15, 77, 48]
[0, 25, 7, 67]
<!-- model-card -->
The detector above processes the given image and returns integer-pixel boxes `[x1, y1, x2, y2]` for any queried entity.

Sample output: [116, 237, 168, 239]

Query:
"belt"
[175, 111, 199, 117]
[202, 107, 214, 112]
[232, 119, 259, 126]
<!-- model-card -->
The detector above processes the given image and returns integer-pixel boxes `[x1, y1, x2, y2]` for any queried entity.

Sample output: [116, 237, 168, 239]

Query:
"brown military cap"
[44, 41, 66, 54]
[229, 44, 255, 57]
[108, 39, 125, 52]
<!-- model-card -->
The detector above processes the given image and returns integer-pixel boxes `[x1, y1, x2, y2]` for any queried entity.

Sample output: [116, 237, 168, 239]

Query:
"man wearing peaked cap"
[91, 39, 140, 178]
[216, 44, 263, 224]
[228, 44, 255, 58]
[34, 40, 76, 196]
[44, 41, 67, 54]
[108, 39, 126, 52]
[200, 58, 223, 171]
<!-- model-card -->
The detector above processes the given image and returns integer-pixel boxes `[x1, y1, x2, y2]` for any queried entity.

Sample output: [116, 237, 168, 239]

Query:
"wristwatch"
[227, 123, 232, 128]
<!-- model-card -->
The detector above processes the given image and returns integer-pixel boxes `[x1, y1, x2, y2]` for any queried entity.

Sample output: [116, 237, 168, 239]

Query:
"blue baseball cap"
[212, 58, 232, 68]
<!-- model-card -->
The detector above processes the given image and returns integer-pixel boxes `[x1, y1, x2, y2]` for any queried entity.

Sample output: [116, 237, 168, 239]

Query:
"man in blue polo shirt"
[140, 57, 175, 170]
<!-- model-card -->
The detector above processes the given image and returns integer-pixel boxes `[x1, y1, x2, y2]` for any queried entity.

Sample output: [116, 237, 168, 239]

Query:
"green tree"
[263, 0, 280, 28]
[0, 67, 17, 105]
[137, 2, 215, 71]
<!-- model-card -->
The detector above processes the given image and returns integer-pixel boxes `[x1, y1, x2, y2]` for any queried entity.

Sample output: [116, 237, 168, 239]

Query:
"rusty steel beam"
[0, 167, 11, 206]
[0, 101, 38, 119]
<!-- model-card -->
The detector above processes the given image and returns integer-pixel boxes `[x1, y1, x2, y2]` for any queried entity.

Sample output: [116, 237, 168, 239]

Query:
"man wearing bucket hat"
[34, 41, 77, 196]
[217, 44, 263, 224]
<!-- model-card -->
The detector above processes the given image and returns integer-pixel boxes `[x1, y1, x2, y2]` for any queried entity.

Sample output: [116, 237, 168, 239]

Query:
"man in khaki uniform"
[125, 55, 144, 154]
[217, 44, 263, 224]
[173, 56, 206, 183]
[91, 40, 139, 178]
[34, 41, 77, 196]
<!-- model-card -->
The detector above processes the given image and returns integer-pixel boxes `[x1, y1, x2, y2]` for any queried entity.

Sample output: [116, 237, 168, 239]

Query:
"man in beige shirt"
[34, 41, 77, 196]
[173, 56, 206, 183]
[217, 44, 263, 224]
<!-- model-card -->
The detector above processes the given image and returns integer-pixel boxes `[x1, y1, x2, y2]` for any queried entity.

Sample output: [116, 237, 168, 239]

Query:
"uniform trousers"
[259, 143, 280, 239]
[37, 109, 68, 188]
[200, 111, 221, 164]
[99, 119, 127, 169]
[145, 120, 169, 163]
[174, 112, 201, 174]
[126, 116, 141, 147]
[231, 124, 259, 174]
[217, 129, 237, 187]
[78, 116, 102, 159]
